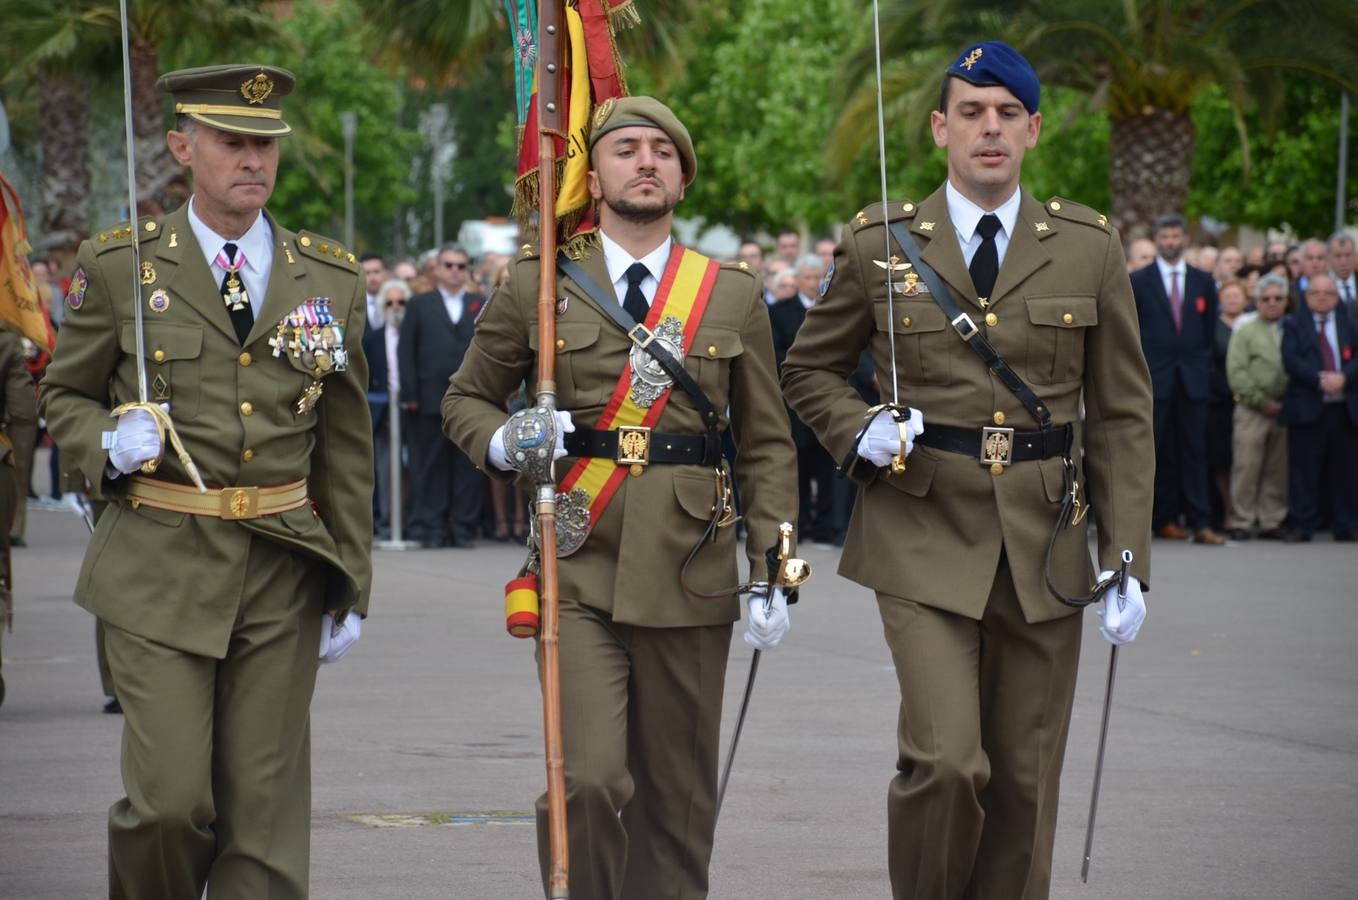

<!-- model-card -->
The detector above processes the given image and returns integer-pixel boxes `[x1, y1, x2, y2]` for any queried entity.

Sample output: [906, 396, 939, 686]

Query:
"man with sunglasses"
[399, 243, 487, 547]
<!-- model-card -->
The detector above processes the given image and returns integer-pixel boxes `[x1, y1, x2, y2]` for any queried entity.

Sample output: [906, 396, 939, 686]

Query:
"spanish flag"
[0, 173, 55, 352]
[510, 0, 636, 258]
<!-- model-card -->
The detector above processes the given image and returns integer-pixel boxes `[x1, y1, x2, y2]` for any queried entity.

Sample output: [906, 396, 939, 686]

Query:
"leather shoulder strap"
[886, 221, 1052, 429]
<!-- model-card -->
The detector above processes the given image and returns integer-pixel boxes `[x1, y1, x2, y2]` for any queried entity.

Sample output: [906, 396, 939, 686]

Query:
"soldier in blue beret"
[783, 40, 1155, 898]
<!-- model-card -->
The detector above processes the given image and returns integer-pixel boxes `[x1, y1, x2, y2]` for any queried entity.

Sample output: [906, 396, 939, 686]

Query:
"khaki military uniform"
[443, 240, 797, 899]
[40, 202, 372, 899]
[782, 187, 1154, 899]
[0, 328, 38, 706]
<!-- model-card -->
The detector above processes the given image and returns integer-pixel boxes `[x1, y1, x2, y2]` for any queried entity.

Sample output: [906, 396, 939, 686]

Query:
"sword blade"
[715, 648, 761, 819]
[117, 0, 149, 405]
[1081, 643, 1119, 882]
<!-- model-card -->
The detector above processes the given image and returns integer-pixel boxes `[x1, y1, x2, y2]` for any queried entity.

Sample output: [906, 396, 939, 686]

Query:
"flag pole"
[535, 2, 570, 896]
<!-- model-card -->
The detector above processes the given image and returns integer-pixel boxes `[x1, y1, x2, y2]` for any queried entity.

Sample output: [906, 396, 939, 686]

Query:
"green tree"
[832, 0, 1358, 236]
[267, 0, 422, 252]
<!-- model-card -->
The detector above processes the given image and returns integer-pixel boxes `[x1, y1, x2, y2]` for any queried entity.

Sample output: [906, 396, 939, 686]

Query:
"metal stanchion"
[376, 386, 419, 551]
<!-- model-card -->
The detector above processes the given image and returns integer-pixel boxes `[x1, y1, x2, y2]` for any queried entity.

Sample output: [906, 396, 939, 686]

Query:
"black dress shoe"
[1256, 528, 1286, 540]
[1225, 528, 1251, 541]
[103, 697, 122, 714]
[1282, 529, 1312, 543]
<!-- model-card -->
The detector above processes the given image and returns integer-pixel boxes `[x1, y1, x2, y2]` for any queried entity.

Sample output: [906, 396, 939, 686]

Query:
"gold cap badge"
[241, 73, 274, 105]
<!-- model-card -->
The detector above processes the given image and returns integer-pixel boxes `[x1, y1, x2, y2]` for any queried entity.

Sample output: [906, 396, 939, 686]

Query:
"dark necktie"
[1169, 269, 1183, 332]
[969, 213, 1001, 303]
[623, 262, 650, 326]
[219, 243, 254, 344]
[1317, 314, 1337, 371]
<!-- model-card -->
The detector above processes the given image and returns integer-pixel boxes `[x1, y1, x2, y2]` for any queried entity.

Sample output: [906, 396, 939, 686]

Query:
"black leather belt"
[564, 427, 721, 467]
[916, 422, 1072, 466]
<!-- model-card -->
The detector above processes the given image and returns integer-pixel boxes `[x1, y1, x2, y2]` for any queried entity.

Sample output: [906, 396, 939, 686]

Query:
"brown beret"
[587, 96, 697, 186]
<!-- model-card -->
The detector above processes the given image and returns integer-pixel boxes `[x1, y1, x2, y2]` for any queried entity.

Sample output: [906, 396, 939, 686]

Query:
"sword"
[114, 0, 206, 493]
[1081, 548, 1132, 883]
[715, 523, 810, 819]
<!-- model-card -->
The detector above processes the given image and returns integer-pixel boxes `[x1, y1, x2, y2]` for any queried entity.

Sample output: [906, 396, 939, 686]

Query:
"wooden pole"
[535, 3, 569, 896]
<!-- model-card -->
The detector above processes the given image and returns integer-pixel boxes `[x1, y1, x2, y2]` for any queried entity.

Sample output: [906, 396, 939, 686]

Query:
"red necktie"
[1169, 270, 1182, 333]
[1317, 314, 1337, 371]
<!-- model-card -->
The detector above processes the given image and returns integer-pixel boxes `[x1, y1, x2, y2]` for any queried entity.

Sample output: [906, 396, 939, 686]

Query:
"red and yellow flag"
[512, 0, 635, 257]
[0, 173, 55, 352]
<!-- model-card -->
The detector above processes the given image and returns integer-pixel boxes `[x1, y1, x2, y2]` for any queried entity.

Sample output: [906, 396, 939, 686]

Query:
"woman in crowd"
[1209, 280, 1249, 529]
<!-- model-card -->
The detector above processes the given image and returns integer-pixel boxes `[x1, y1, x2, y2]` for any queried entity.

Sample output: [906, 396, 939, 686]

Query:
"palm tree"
[831, 0, 1358, 235]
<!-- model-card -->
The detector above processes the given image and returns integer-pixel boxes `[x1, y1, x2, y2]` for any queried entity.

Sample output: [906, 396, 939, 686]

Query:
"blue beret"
[945, 41, 1040, 114]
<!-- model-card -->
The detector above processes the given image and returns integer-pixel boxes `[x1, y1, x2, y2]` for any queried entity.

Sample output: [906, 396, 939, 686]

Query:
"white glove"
[488, 410, 576, 472]
[743, 583, 791, 651]
[856, 407, 924, 468]
[108, 408, 163, 474]
[319, 612, 362, 663]
[1096, 571, 1146, 645]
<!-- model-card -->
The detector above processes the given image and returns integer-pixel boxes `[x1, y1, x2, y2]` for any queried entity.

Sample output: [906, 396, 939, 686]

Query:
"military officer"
[40, 64, 373, 899]
[443, 96, 798, 899]
[782, 43, 1154, 898]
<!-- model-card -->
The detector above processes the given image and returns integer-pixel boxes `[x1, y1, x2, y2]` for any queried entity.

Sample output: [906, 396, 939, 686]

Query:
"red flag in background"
[0, 173, 55, 352]
[512, 0, 636, 258]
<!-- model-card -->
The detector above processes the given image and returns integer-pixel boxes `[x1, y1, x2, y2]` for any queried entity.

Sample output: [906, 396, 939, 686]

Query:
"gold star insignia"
[963, 48, 983, 70]
[1097, 214, 1108, 228]
[1035, 222, 1050, 232]
[919, 221, 935, 232]
[856, 212, 869, 226]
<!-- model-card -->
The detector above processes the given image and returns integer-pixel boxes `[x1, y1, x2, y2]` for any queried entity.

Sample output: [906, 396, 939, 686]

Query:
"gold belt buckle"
[221, 486, 260, 519]
[615, 426, 652, 467]
[980, 426, 1015, 467]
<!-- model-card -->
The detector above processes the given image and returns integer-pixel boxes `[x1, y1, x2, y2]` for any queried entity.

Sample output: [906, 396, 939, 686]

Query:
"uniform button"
[990, 462, 1005, 476]
[299, 236, 312, 247]
[629, 464, 644, 478]
[902, 202, 915, 213]
[993, 411, 1006, 426]
[555, 338, 566, 350]
[240, 402, 253, 416]
[985, 313, 998, 327]
[707, 345, 718, 358]
[1050, 200, 1062, 211]
[901, 316, 911, 328]
[144, 220, 157, 232]
[152, 349, 166, 363]
[242, 449, 255, 462]
[239, 352, 253, 366]
[1062, 313, 1074, 325]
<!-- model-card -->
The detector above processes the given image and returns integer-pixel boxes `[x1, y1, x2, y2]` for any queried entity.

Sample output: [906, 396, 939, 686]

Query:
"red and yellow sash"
[557, 245, 720, 529]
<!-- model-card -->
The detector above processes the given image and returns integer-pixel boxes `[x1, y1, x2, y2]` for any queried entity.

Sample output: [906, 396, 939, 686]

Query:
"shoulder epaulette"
[1043, 197, 1109, 231]
[92, 216, 163, 254]
[850, 199, 917, 232]
[295, 231, 358, 270]
[721, 260, 758, 282]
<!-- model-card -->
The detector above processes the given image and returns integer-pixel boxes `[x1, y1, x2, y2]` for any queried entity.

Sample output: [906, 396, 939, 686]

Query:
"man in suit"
[359, 253, 390, 535]
[39, 65, 372, 899]
[1329, 232, 1357, 311]
[0, 326, 38, 709]
[398, 243, 486, 547]
[1279, 274, 1358, 542]
[444, 96, 797, 900]
[782, 42, 1153, 899]
[770, 254, 837, 543]
[1130, 213, 1225, 543]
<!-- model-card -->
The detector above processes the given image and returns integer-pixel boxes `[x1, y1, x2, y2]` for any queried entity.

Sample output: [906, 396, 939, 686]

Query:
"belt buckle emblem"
[980, 426, 1015, 467]
[222, 486, 259, 519]
[616, 426, 651, 467]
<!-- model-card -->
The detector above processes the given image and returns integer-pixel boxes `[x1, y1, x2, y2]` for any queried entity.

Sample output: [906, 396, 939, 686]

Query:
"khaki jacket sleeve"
[309, 275, 374, 615]
[779, 232, 878, 481]
[1079, 231, 1155, 587]
[727, 276, 798, 581]
[38, 241, 127, 500]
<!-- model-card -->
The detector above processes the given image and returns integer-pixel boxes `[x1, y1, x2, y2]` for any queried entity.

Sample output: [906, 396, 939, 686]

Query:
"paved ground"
[2, 488, 1356, 899]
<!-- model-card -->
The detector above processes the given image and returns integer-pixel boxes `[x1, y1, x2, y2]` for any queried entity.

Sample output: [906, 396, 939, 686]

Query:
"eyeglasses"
[442, 261, 468, 270]
[384, 299, 407, 308]
[1258, 294, 1286, 303]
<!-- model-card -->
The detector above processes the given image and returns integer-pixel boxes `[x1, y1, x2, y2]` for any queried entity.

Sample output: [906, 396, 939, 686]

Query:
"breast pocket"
[685, 326, 743, 409]
[1024, 295, 1098, 384]
[873, 299, 952, 385]
[119, 322, 203, 419]
[529, 321, 608, 408]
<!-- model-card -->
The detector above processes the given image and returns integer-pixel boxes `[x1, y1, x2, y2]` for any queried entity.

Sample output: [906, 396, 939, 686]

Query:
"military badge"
[593, 98, 615, 130]
[555, 296, 568, 316]
[279, 298, 347, 375]
[819, 259, 835, 298]
[296, 381, 323, 415]
[240, 72, 274, 105]
[66, 268, 88, 310]
[628, 315, 684, 408]
[148, 289, 171, 313]
[140, 261, 157, 285]
[152, 373, 171, 402]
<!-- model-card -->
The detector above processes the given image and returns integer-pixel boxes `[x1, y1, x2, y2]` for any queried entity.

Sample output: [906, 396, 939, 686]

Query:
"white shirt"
[600, 229, 672, 307]
[367, 294, 384, 329]
[1155, 256, 1187, 302]
[797, 293, 815, 311]
[440, 287, 466, 326]
[186, 196, 272, 318]
[946, 181, 1020, 269]
[1334, 272, 1358, 306]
